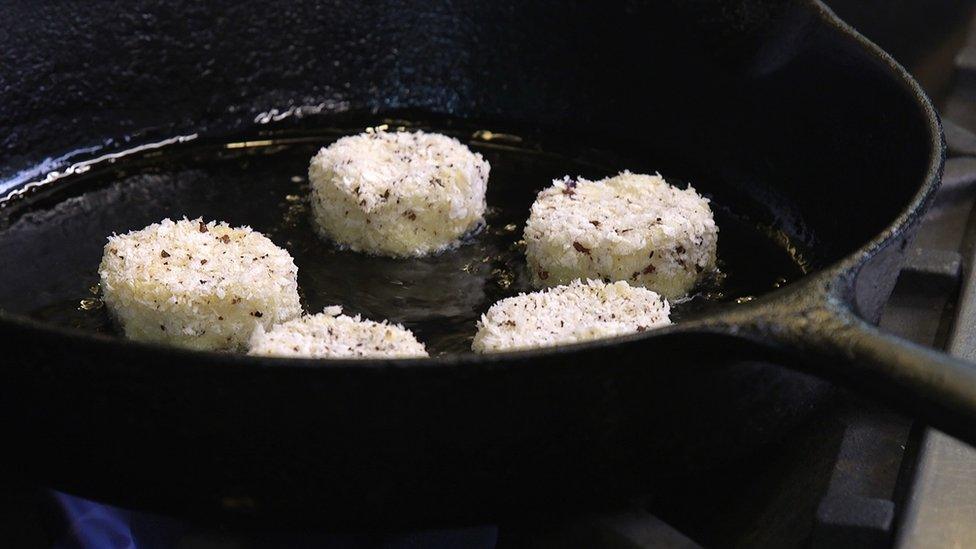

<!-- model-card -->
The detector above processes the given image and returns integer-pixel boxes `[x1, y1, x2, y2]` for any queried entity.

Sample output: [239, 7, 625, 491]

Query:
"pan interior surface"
[0, 116, 810, 355]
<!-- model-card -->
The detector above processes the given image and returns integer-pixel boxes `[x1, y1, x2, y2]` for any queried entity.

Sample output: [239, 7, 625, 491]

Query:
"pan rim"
[0, 0, 945, 369]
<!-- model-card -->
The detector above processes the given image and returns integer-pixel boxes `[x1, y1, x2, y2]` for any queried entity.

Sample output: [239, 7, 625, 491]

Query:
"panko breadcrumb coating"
[98, 218, 301, 351]
[524, 171, 718, 300]
[472, 279, 671, 353]
[248, 306, 428, 358]
[308, 129, 490, 257]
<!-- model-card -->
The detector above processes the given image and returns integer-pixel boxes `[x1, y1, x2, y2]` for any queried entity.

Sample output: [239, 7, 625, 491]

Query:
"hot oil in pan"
[0, 123, 809, 355]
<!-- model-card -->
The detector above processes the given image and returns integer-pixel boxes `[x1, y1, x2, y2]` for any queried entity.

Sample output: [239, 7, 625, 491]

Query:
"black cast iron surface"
[0, 0, 967, 528]
[0, 119, 807, 354]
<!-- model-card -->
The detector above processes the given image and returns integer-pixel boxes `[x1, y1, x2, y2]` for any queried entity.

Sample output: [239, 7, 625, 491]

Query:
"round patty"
[524, 171, 718, 299]
[472, 279, 671, 353]
[248, 306, 428, 358]
[99, 218, 301, 351]
[309, 129, 490, 257]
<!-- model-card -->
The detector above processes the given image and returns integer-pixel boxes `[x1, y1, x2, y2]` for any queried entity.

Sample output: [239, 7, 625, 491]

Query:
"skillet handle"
[769, 301, 976, 445]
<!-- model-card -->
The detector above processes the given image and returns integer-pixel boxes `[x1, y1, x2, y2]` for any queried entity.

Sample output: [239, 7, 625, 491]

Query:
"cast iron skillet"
[0, 0, 972, 528]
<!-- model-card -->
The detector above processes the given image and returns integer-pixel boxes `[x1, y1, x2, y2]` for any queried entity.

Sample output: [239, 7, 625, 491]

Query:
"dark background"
[827, 0, 975, 102]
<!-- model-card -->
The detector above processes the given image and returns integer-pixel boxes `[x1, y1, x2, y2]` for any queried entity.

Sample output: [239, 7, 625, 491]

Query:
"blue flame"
[52, 491, 497, 548]
[53, 492, 186, 549]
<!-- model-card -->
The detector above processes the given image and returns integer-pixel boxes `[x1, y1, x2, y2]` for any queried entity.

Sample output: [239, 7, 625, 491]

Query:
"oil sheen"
[0, 121, 809, 356]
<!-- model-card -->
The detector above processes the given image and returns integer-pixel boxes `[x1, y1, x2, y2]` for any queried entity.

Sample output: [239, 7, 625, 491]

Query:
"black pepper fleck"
[573, 241, 591, 255]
